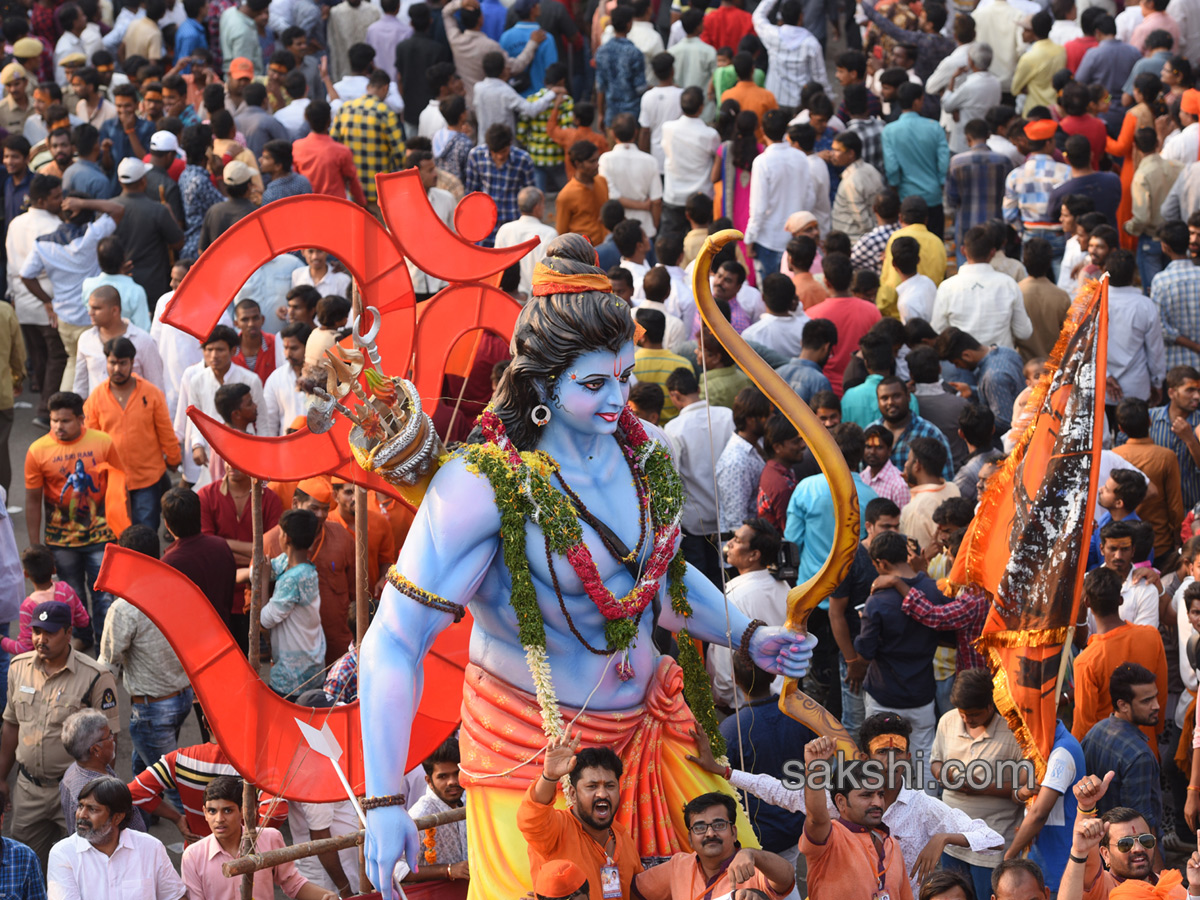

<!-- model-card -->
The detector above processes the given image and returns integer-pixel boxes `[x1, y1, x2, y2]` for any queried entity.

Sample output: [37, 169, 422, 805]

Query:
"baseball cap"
[31, 601, 71, 633]
[117, 157, 148, 183]
[12, 37, 42, 58]
[229, 57, 255, 79]
[0, 62, 27, 85]
[533, 860, 587, 897]
[149, 130, 179, 153]
[223, 159, 254, 186]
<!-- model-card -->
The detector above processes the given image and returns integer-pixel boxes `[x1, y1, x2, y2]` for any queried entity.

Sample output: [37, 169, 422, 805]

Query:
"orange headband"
[867, 734, 908, 754]
[530, 261, 612, 296]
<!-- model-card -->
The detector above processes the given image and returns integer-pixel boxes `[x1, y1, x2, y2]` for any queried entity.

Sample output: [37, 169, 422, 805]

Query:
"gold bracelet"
[1189, 786, 1200, 793]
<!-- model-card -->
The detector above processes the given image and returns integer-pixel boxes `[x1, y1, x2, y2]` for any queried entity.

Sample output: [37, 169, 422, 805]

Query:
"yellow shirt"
[877, 223, 947, 319]
[1011, 39, 1067, 111]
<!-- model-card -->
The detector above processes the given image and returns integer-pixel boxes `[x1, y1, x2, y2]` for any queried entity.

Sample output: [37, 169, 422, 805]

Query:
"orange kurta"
[328, 505, 396, 588]
[555, 175, 609, 246]
[1106, 104, 1153, 251]
[1071, 621, 1167, 756]
[82, 377, 181, 491]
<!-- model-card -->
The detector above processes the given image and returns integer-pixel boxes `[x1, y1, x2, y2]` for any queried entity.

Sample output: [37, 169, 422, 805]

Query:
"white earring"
[531, 404, 551, 427]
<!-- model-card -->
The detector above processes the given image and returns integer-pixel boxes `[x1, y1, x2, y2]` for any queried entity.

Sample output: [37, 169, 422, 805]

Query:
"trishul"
[693, 230, 863, 759]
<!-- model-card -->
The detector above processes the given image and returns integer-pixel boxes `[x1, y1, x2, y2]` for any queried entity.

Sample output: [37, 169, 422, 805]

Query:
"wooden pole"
[240, 480, 265, 900]
[353, 483, 372, 894]
[221, 807, 468, 878]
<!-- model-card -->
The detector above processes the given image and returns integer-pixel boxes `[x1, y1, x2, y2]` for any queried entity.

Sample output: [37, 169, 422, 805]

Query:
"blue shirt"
[1151, 258, 1200, 370]
[0, 837, 45, 900]
[463, 145, 536, 246]
[974, 345, 1025, 433]
[881, 111, 950, 207]
[869, 413, 955, 480]
[1081, 715, 1162, 836]
[500, 21, 557, 96]
[1076, 39, 1143, 131]
[1028, 721, 1085, 891]
[785, 471, 877, 585]
[718, 696, 815, 852]
[3, 169, 30, 231]
[62, 159, 115, 200]
[480, 0, 507, 40]
[174, 16, 208, 64]
[841, 373, 919, 429]
[854, 571, 947, 708]
[594, 36, 646, 126]
[1044, 172, 1122, 226]
[98, 116, 156, 193]
[261, 171, 313, 205]
[776, 357, 832, 403]
[595, 235, 621, 271]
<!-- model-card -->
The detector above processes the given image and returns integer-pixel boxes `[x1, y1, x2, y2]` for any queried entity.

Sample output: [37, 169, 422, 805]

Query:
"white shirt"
[418, 98, 447, 141]
[621, 256, 651, 299]
[705, 568, 790, 705]
[174, 362, 265, 486]
[329, 76, 405, 117]
[261, 362, 306, 438]
[750, 2, 830, 104]
[663, 399, 734, 534]
[150, 292, 235, 422]
[1169, 0, 1200, 71]
[1058, 237, 1087, 293]
[1106, 284, 1167, 401]
[926, 42, 974, 95]
[274, 98, 310, 140]
[805, 152, 831, 237]
[930, 262, 1033, 349]
[54, 30, 86, 87]
[74, 321, 165, 399]
[638, 85, 683, 173]
[660, 115, 720, 207]
[495, 214, 559, 299]
[740, 311, 809, 358]
[1049, 18, 1084, 44]
[896, 274, 938, 324]
[987, 134, 1026, 168]
[729, 772, 1004, 900]
[291, 265, 352, 298]
[1163, 122, 1199, 164]
[941, 70, 1003, 154]
[1115, 5, 1142, 41]
[1094, 450, 1147, 521]
[471, 77, 556, 145]
[47, 830, 186, 900]
[1176, 575, 1198, 725]
[1087, 571, 1161, 630]
[598, 143, 663, 238]
[405, 187, 454, 295]
[632, 297, 687, 350]
[971, 0, 1025, 90]
[6, 208, 61, 327]
[744, 142, 814, 252]
[0, 487, 23, 618]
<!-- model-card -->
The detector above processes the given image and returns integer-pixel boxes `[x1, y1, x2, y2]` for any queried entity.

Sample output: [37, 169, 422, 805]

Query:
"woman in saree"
[711, 107, 762, 286]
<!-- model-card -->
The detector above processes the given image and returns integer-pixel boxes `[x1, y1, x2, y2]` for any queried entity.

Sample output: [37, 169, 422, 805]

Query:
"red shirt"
[805, 295, 883, 396]
[1065, 36, 1098, 73]
[198, 480, 282, 544]
[293, 132, 367, 205]
[701, 4, 755, 49]
[232, 330, 278, 383]
[1059, 114, 1108, 170]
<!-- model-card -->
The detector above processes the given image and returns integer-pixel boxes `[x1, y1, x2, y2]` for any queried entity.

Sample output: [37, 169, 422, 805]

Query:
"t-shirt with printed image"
[24, 429, 124, 548]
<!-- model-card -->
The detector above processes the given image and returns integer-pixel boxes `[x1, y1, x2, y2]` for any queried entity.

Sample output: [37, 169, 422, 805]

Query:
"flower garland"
[463, 404, 726, 758]
[423, 829, 437, 865]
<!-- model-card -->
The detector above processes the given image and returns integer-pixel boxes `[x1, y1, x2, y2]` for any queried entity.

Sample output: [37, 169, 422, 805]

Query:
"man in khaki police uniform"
[0, 600, 120, 867]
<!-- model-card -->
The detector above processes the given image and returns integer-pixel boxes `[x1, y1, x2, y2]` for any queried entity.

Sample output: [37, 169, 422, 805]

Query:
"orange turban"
[534, 860, 587, 897]
[296, 476, 333, 504]
[1109, 870, 1184, 900]
[1183, 89, 1200, 116]
[1024, 119, 1058, 141]
[287, 415, 307, 433]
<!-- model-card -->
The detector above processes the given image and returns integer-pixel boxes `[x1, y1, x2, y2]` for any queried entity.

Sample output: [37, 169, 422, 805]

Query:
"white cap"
[117, 157, 148, 184]
[149, 131, 179, 153]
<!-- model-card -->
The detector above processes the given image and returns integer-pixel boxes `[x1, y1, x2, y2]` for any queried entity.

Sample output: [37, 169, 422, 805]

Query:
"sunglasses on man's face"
[1114, 833, 1156, 853]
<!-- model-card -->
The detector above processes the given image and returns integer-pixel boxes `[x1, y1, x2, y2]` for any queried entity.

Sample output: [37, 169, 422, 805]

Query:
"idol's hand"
[750, 626, 818, 678]
[365, 804, 420, 900]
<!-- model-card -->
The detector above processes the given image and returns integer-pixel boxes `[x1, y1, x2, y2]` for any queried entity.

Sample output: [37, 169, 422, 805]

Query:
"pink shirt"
[181, 827, 309, 900]
[1130, 11, 1181, 51]
[3, 582, 91, 655]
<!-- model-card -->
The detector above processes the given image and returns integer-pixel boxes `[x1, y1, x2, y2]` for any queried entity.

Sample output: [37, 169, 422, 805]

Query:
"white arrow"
[294, 717, 367, 826]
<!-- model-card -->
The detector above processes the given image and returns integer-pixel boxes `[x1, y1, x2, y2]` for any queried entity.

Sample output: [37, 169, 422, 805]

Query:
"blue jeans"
[838, 654, 865, 743]
[1137, 234, 1165, 294]
[753, 244, 783, 284]
[941, 851, 996, 900]
[130, 687, 194, 810]
[51, 544, 110, 646]
[128, 481, 165, 532]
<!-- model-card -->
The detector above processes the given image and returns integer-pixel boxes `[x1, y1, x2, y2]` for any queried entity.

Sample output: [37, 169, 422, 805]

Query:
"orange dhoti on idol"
[456, 658, 759, 900]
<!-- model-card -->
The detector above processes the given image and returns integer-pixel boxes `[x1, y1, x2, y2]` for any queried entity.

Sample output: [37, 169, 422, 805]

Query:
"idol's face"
[551, 343, 635, 437]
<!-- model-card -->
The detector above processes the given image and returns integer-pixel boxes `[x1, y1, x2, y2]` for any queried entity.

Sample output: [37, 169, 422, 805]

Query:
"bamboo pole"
[353, 482, 372, 894]
[221, 807, 468, 878]
[240, 480, 266, 900]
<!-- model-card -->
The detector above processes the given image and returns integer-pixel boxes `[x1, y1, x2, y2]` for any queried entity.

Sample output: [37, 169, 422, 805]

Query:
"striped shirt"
[128, 743, 286, 840]
[946, 147, 1012, 245]
[1149, 403, 1200, 511]
[850, 221, 899, 275]
[1003, 153, 1072, 231]
[870, 413, 956, 481]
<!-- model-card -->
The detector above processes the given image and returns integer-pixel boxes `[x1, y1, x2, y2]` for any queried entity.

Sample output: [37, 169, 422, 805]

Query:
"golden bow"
[694, 230, 863, 759]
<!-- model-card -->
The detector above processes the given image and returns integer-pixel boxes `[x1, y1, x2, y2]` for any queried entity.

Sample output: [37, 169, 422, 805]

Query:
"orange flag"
[948, 276, 1109, 778]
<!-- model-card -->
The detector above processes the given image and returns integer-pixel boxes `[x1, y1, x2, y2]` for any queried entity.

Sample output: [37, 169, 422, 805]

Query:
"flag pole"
[1052, 625, 1075, 717]
[241, 479, 265, 900]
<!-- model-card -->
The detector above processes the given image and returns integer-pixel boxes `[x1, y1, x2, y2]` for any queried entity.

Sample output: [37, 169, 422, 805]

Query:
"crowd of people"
[3, 0, 1200, 894]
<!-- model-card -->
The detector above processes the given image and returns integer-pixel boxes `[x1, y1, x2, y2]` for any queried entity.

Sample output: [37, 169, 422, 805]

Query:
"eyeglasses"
[689, 819, 730, 835]
[1115, 833, 1156, 853]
